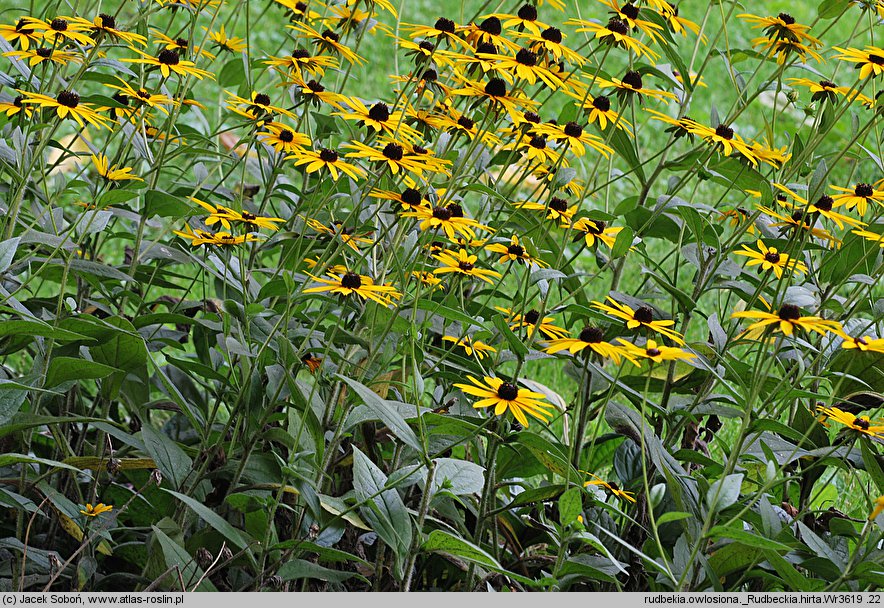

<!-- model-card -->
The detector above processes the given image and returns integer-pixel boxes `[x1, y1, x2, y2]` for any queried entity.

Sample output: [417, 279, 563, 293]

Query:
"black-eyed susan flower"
[80, 503, 113, 517]
[816, 405, 884, 440]
[173, 225, 262, 247]
[370, 187, 428, 211]
[334, 99, 420, 141]
[0, 18, 41, 50]
[505, 133, 562, 165]
[732, 303, 841, 338]
[433, 249, 501, 284]
[738, 12, 819, 45]
[760, 205, 842, 248]
[304, 218, 374, 251]
[514, 26, 585, 65]
[833, 46, 884, 79]
[288, 147, 366, 181]
[274, 0, 321, 21]
[123, 49, 214, 80]
[496, 306, 568, 340]
[103, 81, 175, 115]
[4, 46, 81, 67]
[436, 108, 502, 146]
[18, 90, 111, 130]
[485, 5, 549, 36]
[343, 140, 445, 178]
[593, 297, 686, 344]
[572, 218, 623, 249]
[304, 271, 402, 305]
[289, 23, 364, 64]
[733, 239, 807, 278]
[21, 16, 95, 47]
[462, 16, 520, 52]
[450, 77, 538, 119]
[544, 326, 634, 364]
[515, 196, 577, 226]
[584, 472, 637, 503]
[411, 270, 444, 290]
[598, 0, 664, 41]
[442, 335, 497, 359]
[205, 25, 246, 53]
[401, 17, 471, 51]
[479, 47, 565, 89]
[453, 375, 553, 427]
[301, 353, 322, 374]
[485, 235, 548, 266]
[91, 154, 142, 182]
[831, 182, 884, 216]
[595, 71, 677, 103]
[532, 121, 613, 157]
[852, 227, 884, 247]
[283, 73, 348, 109]
[688, 121, 760, 166]
[152, 30, 215, 60]
[258, 122, 311, 154]
[574, 94, 631, 131]
[617, 339, 696, 363]
[658, 3, 702, 38]
[403, 204, 491, 240]
[772, 184, 863, 230]
[265, 47, 339, 77]
[90, 13, 146, 46]
[568, 17, 659, 61]
[839, 333, 884, 353]
[786, 78, 869, 105]
[226, 90, 295, 121]
[0, 95, 33, 118]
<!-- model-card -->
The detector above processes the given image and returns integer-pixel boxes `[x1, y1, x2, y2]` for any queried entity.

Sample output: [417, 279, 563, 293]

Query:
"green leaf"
[492, 313, 529, 358]
[707, 525, 791, 552]
[0, 382, 29, 426]
[140, 425, 192, 490]
[0, 236, 20, 273]
[860, 440, 884, 494]
[431, 458, 485, 496]
[336, 375, 422, 453]
[707, 473, 743, 513]
[0, 320, 92, 342]
[608, 128, 646, 183]
[45, 357, 119, 388]
[152, 526, 216, 592]
[352, 447, 412, 579]
[422, 530, 500, 570]
[145, 189, 192, 218]
[764, 549, 815, 591]
[817, 0, 849, 19]
[610, 226, 634, 259]
[162, 489, 252, 552]
[0, 453, 81, 472]
[90, 316, 148, 399]
[218, 56, 246, 87]
[656, 511, 693, 526]
[277, 559, 364, 584]
[558, 486, 583, 525]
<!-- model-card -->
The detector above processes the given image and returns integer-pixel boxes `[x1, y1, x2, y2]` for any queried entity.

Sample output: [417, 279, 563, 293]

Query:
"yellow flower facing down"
[442, 335, 497, 359]
[496, 306, 568, 340]
[772, 183, 865, 230]
[583, 472, 636, 503]
[91, 154, 142, 182]
[731, 303, 842, 338]
[572, 218, 623, 249]
[816, 406, 884, 440]
[544, 326, 635, 364]
[123, 49, 214, 80]
[18, 90, 111, 130]
[453, 375, 553, 427]
[288, 147, 366, 181]
[840, 333, 884, 353]
[567, 17, 659, 61]
[205, 24, 247, 53]
[485, 235, 548, 267]
[871, 496, 884, 521]
[173, 225, 262, 247]
[303, 272, 402, 305]
[80, 503, 113, 517]
[733, 239, 807, 279]
[403, 204, 492, 240]
[592, 297, 685, 345]
[616, 339, 696, 364]
[193, 198, 285, 232]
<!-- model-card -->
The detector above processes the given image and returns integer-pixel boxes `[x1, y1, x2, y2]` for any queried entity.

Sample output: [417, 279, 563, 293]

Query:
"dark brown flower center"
[815, 195, 834, 211]
[383, 143, 404, 160]
[592, 96, 611, 111]
[607, 18, 629, 35]
[341, 273, 362, 289]
[764, 251, 781, 264]
[778, 13, 795, 25]
[421, 68, 437, 81]
[507, 243, 525, 256]
[306, 80, 324, 92]
[524, 111, 541, 123]
[295, 1, 307, 11]
[869, 54, 884, 65]
[819, 80, 837, 89]
[524, 309, 540, 324]
[855, 183, 874, 197]
[564, 121, 583, 137]
[15, 18, 26, 31]
[279, 129, 295, 143]
[646, 347, 662, 357]
[622, 70, 643, 89]
[292, 48, 310, 59]
[253, 93, 271, 106]
[322, 29, 340, 42]
[13, 95, 23, 107]
[579, 326, 605, 343]
[97, 13, 116, 29]
[529, 135, 546, 149]
[419, 40, 435, 52]
[541, 27, 562, 43]
[50, 18, 68, 32]
[401, 188, 422, 206]
[447, 203, 464, 217]
[549, 197, 568, 212]
[432, 206, 452, 221]
[587, 220, 606, 234]
[497, 382, 519, 401]
[319, 148, 339, 162]
[435, 17, 456, 33]
[621, 3, 640, 20]
[634, 306, 654, 324]
[479, 16, 502, 35]
[516, 47, 538, 66]
[458, 260, 475, 271]
[36, 47, 51, 58]
[715, 124, 734, 139]
[112, 92, 130, 106]
[368, 102, 390, 122]
[158, 49, 180, 65]
[778, 304, 800, 321]
[853, 417, 870, 430]
[484, 78, 507, 97]
[242, 212, 257, 221]
[518, 4, 538, 20]
[412, 145, 428, 154]
[457, 115, 475, 129]
[175, 37, 188, 49]
[56, 90, 80, 108]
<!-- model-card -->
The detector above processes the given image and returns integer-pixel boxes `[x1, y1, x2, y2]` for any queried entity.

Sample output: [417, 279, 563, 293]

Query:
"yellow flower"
[567, 17, 659, 61]
[731, 303, 841, 338]
[592, 297, 686, 345]
[442, 336, 497, 359]
[402, 204, 492, 240]
[123, 49, 214, 80]
[91, 154, 142, 182]
[453, 375, 553, 427]
[258, 122, 311, 154]
[288, 147, 366, 181]
[839, 333, 884, 353]
[816, 406, 884, 440]
[831, 183, 884, 216]
[544, 326, 635, 365]
[18, 90, 111, 130]
[870, 496, 884, 521]
[496, 306, 568, 340]
[205, 24, 246, 53]
[833, 46, 884, 80]
[616, 339, 696, 364]
[485, 235, 548, 266]
[433, 249, 501, 284]
[572, 218, 623, 249]
[732, 239, 807, 278]
[287, 22, 364, 64]
[173, 225, 262, 247]
[4, 47, 81, 67]
[80, 503, 113, 517]
[303, 272, 401, 305]
[583, 472, 636, 503]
